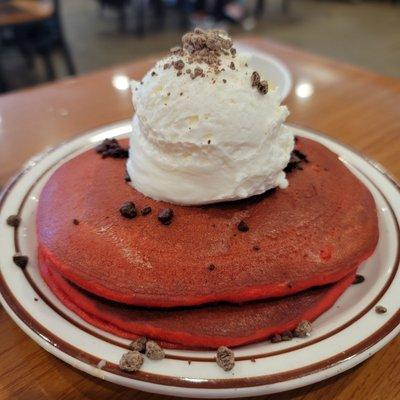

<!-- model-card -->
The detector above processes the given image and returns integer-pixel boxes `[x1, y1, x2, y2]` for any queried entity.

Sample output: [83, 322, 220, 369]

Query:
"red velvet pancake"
[37, 138, 378, 308]
[40, 252, 355, 349]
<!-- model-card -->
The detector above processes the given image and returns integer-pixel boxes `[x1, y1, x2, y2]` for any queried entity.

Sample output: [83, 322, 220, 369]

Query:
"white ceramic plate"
[0, 121, 399, 399]
[236, 43, 292, 100]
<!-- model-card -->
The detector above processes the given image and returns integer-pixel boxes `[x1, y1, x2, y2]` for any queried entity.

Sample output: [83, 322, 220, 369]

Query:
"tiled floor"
[2, 0, 400, 91]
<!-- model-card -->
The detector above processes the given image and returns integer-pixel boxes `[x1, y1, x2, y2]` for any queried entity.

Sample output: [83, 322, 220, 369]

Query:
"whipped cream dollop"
[127, 29, 294, 205]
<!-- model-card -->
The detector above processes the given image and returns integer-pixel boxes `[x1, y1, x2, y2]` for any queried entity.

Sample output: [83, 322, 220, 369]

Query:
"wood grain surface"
[0, 38, 399, 399]
[0, 0, 53, 27]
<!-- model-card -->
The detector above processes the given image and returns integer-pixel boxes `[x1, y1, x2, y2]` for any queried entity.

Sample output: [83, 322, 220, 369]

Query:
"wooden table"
[0, 38, 399, 399]
[0, 0, 53, 28]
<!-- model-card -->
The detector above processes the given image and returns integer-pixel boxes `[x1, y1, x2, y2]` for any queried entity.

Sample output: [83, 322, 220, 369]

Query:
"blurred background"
[0, 0, 399, 93]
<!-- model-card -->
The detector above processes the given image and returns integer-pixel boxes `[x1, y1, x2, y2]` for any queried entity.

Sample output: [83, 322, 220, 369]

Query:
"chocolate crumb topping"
[158, 208, 173, 225]
[141, 206, 152, 216]
[177, 71, 182, 77]
[120, 202, 137, 219]
[208, 264, 216, 271]
[216, 346, 235, 371]
[293, 149, 309, 162]
[251, 71, 260, 87]
[13, 253, 28, 269]
[119, 351, 143, 372]
[375, 305, 387, 314]
[237, 220, 249, 232]
[222, 79, 227, 84]
[173, 60, 185, 70]
[96, 138, 129, 159]
[145, 341, 165, 360]
[294, 320, 312, 338]
[170, 46, 183, 54]
[190, 66, 203, 80]
[271, 334, 282, 343]
[230, 48, 236, 56]
[353, 274, 365, 285]
[72, 219, 80, 225]
[175, 28, 233, 72]
[163, 63, 171, 70]
[6, 214, 20, 227]
[284, 149, 309, 173]
[229, 61, 235, 70]
[129, 336, 147, 353]
[281, 330, 293, 341]
[257, 80, 268, 95]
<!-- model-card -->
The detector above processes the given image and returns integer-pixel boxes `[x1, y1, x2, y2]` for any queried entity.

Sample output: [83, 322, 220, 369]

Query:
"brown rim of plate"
[0, 127, 399, 388]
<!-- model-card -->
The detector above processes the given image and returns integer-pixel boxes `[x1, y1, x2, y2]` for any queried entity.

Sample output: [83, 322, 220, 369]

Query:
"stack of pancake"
[37, 138, 378, 349]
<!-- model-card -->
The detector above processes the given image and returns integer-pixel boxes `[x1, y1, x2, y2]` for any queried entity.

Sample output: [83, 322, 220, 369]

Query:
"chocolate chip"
[163, 63, 171, 69]
[237, 220, 249, 232]
[353, 274, 365, 285]
[251, 71, 260, 87]
[230, 48, 236, 55]
[253, 245, 260, 251]
[229, 61, 235, 70]
[207, 139, 211, 144]
[124, 171, 131, 182]
[257, 80, 268, 95]
[120, 202, 137, 219]
[13, 253, 28, 269]
[281, 331, 293, 341]
[293, 320, 312, 338]
[151, 71, 157, 76]
[222, 79, 227, 83]
[129, 336, 147, 353]
[208, 264, 216, 271]
[6, 215, 20, 227]
[34, 297, 39, 302]
[216, 346, 234, 371]
[271, 334, 282, 343]
[72, 219, 80, 225]
[145, 341, 165, 360]
[158, 208, 173, 225]
[119, 351, 143, 372]
[140, 206, 152, 216]
[375, 305, 387, 314]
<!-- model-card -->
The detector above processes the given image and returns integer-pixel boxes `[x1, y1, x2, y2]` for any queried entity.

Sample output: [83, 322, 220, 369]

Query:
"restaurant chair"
[12, 0, 76, 81]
